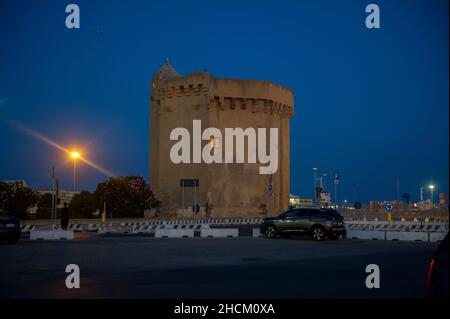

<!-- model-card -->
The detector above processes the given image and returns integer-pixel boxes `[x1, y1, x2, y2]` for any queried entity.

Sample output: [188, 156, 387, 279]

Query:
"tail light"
[426, 259, 436, 297]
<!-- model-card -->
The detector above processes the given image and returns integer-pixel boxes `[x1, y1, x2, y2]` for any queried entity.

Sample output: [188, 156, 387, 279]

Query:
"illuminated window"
[209, 136, 220, 149]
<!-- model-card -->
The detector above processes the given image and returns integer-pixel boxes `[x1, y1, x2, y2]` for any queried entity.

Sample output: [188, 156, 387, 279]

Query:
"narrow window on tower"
[209, 136, 220, 149]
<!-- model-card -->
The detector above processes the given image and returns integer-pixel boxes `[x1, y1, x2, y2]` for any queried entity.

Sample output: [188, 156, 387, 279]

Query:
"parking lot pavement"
[0, 236, 438, 299]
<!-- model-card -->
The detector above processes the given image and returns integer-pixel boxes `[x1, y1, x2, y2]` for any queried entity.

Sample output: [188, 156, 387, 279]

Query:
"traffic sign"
[386, 203, 393, 211]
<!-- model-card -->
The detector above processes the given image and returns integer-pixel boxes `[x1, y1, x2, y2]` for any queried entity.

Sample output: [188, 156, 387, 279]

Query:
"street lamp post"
[313, 168, 318, 205]
[322, 173, 327, 194]
[429, 185, 435, 207]
[70, 151, 80, 192]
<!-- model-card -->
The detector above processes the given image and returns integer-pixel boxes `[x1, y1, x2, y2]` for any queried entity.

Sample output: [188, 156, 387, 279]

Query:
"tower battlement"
[151, 69, 294, 118]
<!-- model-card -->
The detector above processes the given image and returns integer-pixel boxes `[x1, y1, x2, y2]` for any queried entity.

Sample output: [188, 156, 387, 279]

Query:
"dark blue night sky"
[0, 0, 448, 203]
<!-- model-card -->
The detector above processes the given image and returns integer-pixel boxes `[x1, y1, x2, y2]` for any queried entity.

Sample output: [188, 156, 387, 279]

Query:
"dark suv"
[260, 208, 346, 241]
[0, 209, 21, 244]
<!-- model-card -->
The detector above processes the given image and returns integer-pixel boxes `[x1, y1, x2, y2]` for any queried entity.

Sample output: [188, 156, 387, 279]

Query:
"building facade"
[150, 62, 294, 217]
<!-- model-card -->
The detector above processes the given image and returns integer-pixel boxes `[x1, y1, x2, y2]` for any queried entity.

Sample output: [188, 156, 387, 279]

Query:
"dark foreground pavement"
[0, 234, 438, 299]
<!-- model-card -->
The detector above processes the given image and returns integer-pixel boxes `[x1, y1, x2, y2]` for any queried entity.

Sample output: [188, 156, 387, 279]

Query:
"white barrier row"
[155, 229, 194, 238]
[385, 231, 429, 241]
[96, 225, 238, 238]
[133, 224, 210, 233]
[346, 230, 386, 240]
[429, 232, 447, 242]
[30, 230, 73, 240]
[68, 224, 83, 231]
[347, 230, 447, 242]
[200, 228, 239, 238]
[19, 218, 264, 233]
[98, 225, 134, 234]
[20, 225, 35, 231]
[345, 221, 448, 233]
[252, 228, 264, 238]
[20, 219, 449, 233]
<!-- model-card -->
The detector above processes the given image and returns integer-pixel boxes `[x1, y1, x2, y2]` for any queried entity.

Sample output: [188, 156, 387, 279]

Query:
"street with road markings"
[0, 234, 437, 299]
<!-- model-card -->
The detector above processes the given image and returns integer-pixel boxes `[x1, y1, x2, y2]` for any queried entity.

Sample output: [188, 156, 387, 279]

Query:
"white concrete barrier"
[252, 228, 263, 238]
[30, 230, 73, 240]
[200, 228, 238, 238]
[20, 225, 35, 232]
[68, 224, 83, 231]
[347, 230, 385, 240]
[155, 229, 194, 238]
[429, 232, 447, 242]
[386, 231, 429, 241]
[98, 226, 134, 234]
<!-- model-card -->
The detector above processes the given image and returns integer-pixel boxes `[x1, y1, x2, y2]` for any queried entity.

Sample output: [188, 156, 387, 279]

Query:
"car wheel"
[311, 227, 325, 241]
[265, 225, 277, 239]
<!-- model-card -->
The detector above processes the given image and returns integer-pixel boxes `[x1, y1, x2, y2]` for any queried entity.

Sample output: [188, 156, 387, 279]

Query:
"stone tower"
[150, 61, 294, 218]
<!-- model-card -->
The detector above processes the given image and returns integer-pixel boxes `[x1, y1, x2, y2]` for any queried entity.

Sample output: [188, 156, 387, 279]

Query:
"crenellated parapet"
[151, 71, 294, 118]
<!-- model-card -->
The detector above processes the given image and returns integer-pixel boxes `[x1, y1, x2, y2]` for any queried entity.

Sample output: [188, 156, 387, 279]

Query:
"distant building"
[1, 180, 29, 188]
[289, 194, 313, 207]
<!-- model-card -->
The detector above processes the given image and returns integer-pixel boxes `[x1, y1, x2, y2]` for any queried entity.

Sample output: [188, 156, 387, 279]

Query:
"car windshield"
[320, 209, 340, 215]
[279, 210, 297, 218]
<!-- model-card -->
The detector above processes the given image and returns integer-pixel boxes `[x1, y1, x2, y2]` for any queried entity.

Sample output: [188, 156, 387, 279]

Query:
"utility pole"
[334, 183, 337, 207]
[397, 178, 400, 202]
[73, 159, 77, 192]
[51, 166, 56, 234]
[182, 180, 185, 213]
[313, 168, 318, 205]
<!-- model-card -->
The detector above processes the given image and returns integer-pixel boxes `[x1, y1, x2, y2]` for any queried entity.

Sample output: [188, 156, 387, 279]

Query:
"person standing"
[61, 202, 69, 230]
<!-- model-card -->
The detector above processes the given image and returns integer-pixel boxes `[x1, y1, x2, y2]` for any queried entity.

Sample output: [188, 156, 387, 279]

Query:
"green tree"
[36, 193, 53, 219]
[0, 181, 38, 219]
[94, 176, 158, 218]
[69, 190, 97, 218]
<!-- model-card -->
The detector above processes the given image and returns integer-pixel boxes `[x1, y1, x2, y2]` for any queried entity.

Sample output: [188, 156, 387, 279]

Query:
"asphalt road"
[0, 234, 438, 299]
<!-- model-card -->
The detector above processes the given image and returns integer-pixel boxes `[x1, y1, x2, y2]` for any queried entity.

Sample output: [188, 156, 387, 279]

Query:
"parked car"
[0, 209, 21, 244]
[426, 233, 449, 299]
[260, 207, 346, 241]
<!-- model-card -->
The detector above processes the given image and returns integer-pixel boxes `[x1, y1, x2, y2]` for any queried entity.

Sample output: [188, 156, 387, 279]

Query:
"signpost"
[386, 202, 393, 222]
[333, 172, 339, 207]
[386, 202, 393, 211]
[268, 174, 272, 216]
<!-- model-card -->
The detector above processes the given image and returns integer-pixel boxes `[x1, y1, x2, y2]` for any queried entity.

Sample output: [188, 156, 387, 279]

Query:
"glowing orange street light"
[70, 151, 80, 192]
[70, 151, 80, 159]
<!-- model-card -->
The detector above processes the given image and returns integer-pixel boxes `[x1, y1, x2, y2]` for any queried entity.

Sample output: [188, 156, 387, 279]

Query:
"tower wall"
[150, 69, 294, 218]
